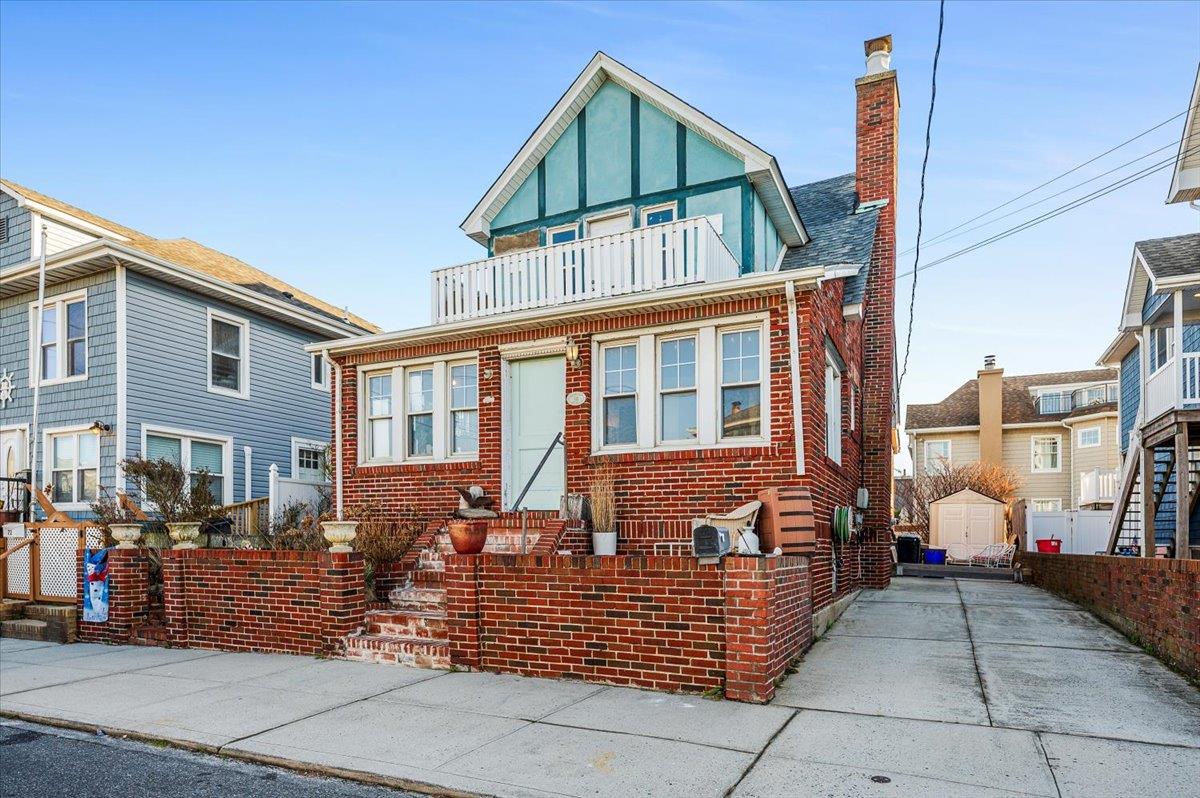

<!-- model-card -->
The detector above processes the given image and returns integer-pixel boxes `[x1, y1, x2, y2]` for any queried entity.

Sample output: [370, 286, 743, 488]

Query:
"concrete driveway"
[2, 577, 1197, 797]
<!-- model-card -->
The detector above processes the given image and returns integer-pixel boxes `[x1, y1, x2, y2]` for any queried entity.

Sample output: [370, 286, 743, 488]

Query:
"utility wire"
[899, 108, 1191, 256]
[897, 143, 1199, 278]
[903, 139, 1180, 255]
[897, 0, 945, 400]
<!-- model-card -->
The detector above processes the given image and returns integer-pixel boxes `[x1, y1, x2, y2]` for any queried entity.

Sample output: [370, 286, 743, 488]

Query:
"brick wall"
[161, 549, 365, 656]
[444, 553, 811, 702]
[1019, 552, 1199, 678]
[76, 548, 151, 645]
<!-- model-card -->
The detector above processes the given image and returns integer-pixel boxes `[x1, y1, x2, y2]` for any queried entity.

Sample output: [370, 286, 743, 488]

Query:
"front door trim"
[501, 354, 566, 511]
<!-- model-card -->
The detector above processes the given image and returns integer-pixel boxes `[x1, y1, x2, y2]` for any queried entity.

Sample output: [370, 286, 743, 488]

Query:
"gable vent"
[0, 216, 8, 244]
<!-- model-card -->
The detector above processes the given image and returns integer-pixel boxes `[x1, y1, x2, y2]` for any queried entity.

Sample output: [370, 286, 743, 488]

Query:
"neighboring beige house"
[906, 357, 1120, 511]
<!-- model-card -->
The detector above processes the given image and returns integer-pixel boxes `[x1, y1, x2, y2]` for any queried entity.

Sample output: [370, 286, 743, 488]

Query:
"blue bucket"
[925, 548, 947, 565]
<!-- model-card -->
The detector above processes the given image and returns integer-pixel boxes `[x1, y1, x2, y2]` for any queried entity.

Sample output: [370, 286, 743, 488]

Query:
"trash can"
[925, 547, 947, 565]
[896, 535, 921, 564]
[1035, 538, 1062, 553]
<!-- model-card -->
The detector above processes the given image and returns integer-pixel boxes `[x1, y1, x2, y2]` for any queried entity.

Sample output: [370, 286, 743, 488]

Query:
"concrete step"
[341, 633, 450, 669]
[1, 618, 48, 641]
[366, 608, 447, 639]
[387, 585, 446, 612]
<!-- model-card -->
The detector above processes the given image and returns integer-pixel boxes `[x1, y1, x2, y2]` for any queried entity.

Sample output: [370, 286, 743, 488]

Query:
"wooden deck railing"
[221, 497, 270, 540]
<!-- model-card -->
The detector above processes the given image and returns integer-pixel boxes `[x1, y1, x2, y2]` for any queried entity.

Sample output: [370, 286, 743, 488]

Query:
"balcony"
[1144, 352, 1200, 423]
[431, 215, 741, 324]
[1079, 467, 1119, 506]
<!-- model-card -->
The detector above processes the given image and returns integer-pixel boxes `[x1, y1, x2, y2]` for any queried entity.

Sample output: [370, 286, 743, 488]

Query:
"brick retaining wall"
[1019, 552, 1199, 678]
[445, 553, 811, 702]
[76, 548, 151, 645]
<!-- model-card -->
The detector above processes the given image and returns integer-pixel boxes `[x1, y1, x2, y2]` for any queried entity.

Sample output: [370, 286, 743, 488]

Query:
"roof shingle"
[779, 173, 879, 305]
[1135, 232, 1200, 282]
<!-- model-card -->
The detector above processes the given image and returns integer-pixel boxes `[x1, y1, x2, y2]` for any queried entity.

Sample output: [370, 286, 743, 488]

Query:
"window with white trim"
[449, 363, 478, 455]
[1031, 435, 1061, 473]
[602, 343, 638, 445]
[29, 291, 87, 385]
[659, 336, 697, 442]
[721, 329, 761, 439]
[292, 438, 328, 482]
[1031, 498, 1063, 512]
[48, 430, 99, 505]
[592, 320, 770, 452]
[924, 440, 951, 474]
[311, 352, 330, 391]
[208, 310, 249, 397]
[1149, 326, 1173, 373]
[825, 351, 843, 463]
[145, 430, 229, 503]
[361, 357, 481, 464]
[1077, 426, 1101, 448]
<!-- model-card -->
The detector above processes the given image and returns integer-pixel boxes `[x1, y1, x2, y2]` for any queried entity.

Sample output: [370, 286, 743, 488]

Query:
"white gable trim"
[1, 184, 132, 242]
[460, 52, 808, 248]
[1167, 63, 1200, 204]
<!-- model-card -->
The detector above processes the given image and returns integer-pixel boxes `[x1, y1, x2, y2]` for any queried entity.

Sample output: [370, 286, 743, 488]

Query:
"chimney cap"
[864, 35, 893, 57]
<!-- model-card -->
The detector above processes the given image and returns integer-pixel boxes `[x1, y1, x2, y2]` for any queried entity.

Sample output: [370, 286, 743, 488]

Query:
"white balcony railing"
[431, 215, 741, 324]
[1080, 467, 1119, 506]
[1144, 352, 1200, 423]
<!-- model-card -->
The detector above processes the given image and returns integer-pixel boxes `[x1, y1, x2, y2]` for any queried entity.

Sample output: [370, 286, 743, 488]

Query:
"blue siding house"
[0, 180, 377, 516]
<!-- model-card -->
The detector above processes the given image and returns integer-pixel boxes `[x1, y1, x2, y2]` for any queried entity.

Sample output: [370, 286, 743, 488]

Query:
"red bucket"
[1035, 538, 1062, 554]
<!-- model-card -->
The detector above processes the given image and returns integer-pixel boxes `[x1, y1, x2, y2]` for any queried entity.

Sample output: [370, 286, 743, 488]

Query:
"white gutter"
[786, 281, 805, 475]
[309, 266, 826, 357]
[28, 225, 47, 512]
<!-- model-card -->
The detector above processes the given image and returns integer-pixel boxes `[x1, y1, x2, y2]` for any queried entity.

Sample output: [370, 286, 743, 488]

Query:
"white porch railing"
[1079, 467, 1119, 506]
[430, 215, 741, 324]
[1182, 352, 1200, 403]
[1143, 353, 1200, 422]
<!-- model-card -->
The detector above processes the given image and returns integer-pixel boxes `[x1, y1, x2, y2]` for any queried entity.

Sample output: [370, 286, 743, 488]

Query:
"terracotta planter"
[109, 523, 143, 550]
[320, 520, 359, 553]
[166, 521, 202, 550]
[448, 519, 488, 555]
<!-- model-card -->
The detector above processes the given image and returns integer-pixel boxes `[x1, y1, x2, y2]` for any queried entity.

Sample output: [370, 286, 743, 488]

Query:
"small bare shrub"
[350, 503, 424, 602]
[911, 461, 1022, 539]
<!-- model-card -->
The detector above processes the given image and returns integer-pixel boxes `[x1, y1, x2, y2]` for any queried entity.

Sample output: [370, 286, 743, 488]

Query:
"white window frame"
[1031, 498, 1063, 512]
[1030, 434, 1062, 474]
[1077, 426, 1102, 448]
[365, 371, 394, 462]
[448, 360, 479, 457]
[291, 437, 329, 482]
[1149, 326, 1174, 374]
[584, 208, 633, 238]
[140, 424, 235, 505]
[546, 222, 579, 245]
[923, 439, 952, 474]
[28, 289, 88, 387]
[310, 352, 330, 392]
[357, 353, 481, 466]
[639, 201, 677, 227]
[404, 365, 436, 460]
[590, 315, 771, 454]
[658, 334, 699, 444]
[599, 340, 639, 448]
[41, 424, 101, 511]
[719, 325, 764, 442]
[206, 308, 250, 399]
[825, 351, 843, 464]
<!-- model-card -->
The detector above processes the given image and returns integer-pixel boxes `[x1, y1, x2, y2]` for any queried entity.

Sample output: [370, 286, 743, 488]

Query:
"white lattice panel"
[38, 527, 82, 598]
[5, 539, 31, 596]
[83, 527, 104, 549]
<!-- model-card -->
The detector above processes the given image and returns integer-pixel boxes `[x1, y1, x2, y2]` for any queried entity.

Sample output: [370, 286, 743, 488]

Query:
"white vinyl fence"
[1025, 509, 1112, 555]
[267, 463, 327, 521]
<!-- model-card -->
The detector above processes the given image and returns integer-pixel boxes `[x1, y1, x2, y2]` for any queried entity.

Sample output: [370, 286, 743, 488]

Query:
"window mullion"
[696, 326, 717, 445]
[433, 362, 448, 460]
[636, 334, 655, 447]
[394, 366, 405, 463]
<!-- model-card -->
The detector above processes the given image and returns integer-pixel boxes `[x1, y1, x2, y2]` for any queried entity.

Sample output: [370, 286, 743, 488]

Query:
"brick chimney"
[857, 34, 899, 588]
[977, 355, 1004, 465]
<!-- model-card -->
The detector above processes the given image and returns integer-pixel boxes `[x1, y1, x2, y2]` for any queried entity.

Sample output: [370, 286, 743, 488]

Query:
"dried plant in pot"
[120, 457, 221, 550]
[589, 463, 617, 555]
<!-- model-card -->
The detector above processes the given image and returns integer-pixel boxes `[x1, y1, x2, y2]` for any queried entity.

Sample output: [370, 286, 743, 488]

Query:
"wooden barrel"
[757, 486, 816, 554]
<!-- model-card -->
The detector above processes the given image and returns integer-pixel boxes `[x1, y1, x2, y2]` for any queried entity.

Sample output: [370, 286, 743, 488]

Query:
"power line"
[904, 139, 1181, 255]
[897, 0, 945, 400]
[899, 108, 1191, 257]
[897, 144, 1198, 278]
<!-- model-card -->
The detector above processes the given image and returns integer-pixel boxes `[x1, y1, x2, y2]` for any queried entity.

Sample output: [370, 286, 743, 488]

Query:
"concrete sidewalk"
[2, 577, 1198, 797]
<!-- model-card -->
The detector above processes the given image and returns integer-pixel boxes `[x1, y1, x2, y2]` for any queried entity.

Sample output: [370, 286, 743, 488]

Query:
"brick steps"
[1, 618, 49, 641]
[341, 632, 450, 668]
[367, 609, 447, 638]
[0, 603, 77, 643]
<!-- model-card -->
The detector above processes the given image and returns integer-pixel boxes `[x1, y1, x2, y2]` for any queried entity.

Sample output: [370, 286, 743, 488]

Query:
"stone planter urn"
[166, 521, 202, 550]
[109, 523, 143, 550]
[320, 520, 359, 553]
[448, 519, 488, 555]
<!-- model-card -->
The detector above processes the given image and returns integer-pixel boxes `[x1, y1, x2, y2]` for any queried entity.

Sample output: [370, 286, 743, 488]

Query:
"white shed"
[929, 488, 1006, 561]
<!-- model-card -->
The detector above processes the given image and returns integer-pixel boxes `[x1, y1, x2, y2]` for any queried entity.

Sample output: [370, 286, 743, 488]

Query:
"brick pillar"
[320, 551, 366, 651]
[723, 557, 775, 703]
[444, 553, 481, 669]
[76, 548, 150, 645]
[856, 36, 899, 589]
[161, 549, 189, 648]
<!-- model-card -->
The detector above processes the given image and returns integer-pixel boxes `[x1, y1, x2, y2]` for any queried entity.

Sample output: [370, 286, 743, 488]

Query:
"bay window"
[47, 429, 99, 506]
[360, 356, 481, 464]
[659, 336, 697, 442]
[30, 291, 87, 385]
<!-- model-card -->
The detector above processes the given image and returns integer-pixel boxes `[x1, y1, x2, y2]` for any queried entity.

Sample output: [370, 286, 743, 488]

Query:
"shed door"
[936, 504, 965, 550]
[964, 505, 998, 557]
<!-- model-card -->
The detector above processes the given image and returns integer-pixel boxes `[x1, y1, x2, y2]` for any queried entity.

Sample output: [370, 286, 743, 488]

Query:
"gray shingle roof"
[779, 173, 880, 304]
[1136, 233, 1200, 281]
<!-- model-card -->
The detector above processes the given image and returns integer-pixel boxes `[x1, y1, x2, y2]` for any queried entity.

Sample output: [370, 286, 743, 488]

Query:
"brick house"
[312, 39, 901, 680]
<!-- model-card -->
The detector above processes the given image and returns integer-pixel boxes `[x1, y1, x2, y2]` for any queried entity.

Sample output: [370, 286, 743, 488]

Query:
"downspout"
[28, 224, 48, 513]
[326, 349, 344, 520]
[785, 281, 805, 475]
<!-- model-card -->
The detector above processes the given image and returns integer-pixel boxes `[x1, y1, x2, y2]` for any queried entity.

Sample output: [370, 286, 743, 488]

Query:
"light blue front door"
[507, 356, 566, 510]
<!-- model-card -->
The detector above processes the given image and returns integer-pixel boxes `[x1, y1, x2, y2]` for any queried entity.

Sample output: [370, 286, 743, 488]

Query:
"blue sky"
[2, 1, 1198, 471]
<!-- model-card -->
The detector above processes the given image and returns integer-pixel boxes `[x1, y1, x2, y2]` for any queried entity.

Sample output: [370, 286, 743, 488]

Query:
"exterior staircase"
[0, 600, 77, 643]
[340, 514, 578, 668]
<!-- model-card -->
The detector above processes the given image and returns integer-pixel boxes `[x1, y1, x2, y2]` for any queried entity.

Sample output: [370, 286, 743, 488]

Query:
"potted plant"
[320, 518, 359, 552]
[120, 458, 220, 550]
[90, 488, 147, 549]
[589, 464, 617, 555]
[447, 517, 488, 554]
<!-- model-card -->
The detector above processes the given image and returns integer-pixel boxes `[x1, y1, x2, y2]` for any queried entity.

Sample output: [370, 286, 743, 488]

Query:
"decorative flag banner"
[83, 548, 110, 623]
